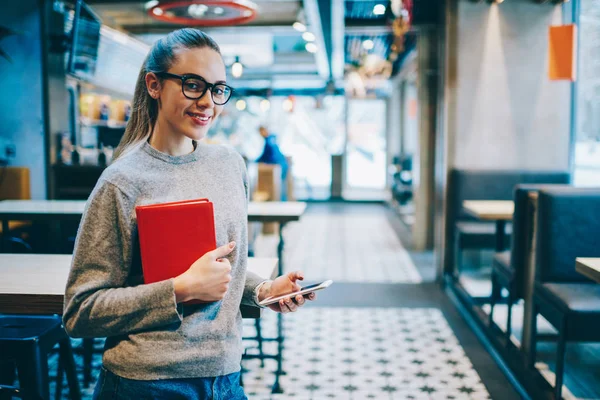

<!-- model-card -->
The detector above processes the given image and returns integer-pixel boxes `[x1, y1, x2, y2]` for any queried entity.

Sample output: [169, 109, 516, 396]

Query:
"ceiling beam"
[302, 0, 330, 80]
[331, 0, 344, 81]
[316, 0, 332, 80]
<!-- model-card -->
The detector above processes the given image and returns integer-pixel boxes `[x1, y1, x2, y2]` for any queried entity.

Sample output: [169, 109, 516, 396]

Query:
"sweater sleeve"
[63, 179, 182, 338]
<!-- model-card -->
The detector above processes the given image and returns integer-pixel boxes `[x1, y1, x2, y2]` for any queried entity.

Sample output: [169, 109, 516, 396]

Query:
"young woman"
[63, 28, 315, 399]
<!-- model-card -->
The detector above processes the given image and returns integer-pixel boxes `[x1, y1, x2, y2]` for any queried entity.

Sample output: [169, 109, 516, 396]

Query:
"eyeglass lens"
[182, 77, 231, 104]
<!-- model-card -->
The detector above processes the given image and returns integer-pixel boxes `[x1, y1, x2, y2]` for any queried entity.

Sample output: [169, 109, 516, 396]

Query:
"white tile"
[240, 308, 490, 399]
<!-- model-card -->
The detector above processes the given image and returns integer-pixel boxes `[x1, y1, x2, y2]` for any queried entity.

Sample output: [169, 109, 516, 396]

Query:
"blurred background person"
[256, 125, 289, 201]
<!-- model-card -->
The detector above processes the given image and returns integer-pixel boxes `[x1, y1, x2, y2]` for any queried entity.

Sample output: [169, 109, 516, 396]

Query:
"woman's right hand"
[172, 241, 236, 303]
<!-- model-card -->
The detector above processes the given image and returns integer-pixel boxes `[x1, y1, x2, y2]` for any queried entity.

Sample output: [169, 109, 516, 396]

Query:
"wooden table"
[463, 200, 514, 252]
[0, 254, 278, 317]
[0, 200, 307, 226]
[576, 258, 600, 283]
[0, 200, 306, 261]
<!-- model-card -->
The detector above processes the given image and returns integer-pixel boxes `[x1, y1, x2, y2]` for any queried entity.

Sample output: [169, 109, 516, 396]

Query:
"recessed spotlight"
[283, 98, 293, 112]
[305, 42, 318, 53]
[293, 22, 307, 32]
[145, 0, 159, 10]
[188, 4, 208, 17]
[373, 4, 386, 15]
[260, 99, 270, 112]
[231, 56, 243, 78]
[303, 32, 316, 42]
[236, 99, 247, 111]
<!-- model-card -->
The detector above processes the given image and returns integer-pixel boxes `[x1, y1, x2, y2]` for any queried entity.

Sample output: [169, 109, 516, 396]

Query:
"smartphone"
[258, 280, 333, 307]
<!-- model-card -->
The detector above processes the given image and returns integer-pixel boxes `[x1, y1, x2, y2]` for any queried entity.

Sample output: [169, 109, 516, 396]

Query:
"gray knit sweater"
[63, 140, 265, 380]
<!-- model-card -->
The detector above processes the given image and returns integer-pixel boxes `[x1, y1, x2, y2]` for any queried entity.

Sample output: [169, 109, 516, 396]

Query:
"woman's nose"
[196, 90, 215, 108]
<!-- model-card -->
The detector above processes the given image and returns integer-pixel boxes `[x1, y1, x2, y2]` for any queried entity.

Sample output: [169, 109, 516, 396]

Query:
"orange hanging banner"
[548, 24, 577, 81]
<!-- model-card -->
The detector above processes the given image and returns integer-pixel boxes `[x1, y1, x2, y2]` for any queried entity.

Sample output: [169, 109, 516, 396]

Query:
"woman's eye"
[185, 80, 203, 91]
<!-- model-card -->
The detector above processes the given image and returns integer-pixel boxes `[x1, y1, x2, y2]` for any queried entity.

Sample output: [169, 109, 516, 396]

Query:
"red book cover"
[135, 198, 217, 290]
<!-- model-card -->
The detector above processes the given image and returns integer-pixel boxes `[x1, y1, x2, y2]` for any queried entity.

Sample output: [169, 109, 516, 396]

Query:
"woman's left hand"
[259, 271, 317, 313]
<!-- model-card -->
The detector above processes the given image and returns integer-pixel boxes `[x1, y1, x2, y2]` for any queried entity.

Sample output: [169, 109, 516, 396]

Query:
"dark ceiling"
[82, 0, 435, 90]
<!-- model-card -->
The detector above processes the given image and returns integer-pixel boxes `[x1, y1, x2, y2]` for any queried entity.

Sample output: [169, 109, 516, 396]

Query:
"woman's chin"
[185, 127, 208, 141]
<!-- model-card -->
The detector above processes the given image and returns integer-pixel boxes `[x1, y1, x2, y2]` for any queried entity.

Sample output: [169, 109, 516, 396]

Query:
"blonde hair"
[112, 28, 221, 161]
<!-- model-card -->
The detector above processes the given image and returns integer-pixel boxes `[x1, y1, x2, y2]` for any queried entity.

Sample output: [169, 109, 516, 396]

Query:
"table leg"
[272, 222, 287, 394]
[1, 219, 10, 252]
[277, 222, 285, 276]
[48, 221, 63, 254]
[495, 220, 506, 252]
[521, 198, 538, 358]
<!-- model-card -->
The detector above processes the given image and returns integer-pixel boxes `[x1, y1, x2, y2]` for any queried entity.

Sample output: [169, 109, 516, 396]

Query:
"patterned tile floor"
[48, 308, 491, 400]
[242, 308, 490, 400]
[253, 213, 422, 284]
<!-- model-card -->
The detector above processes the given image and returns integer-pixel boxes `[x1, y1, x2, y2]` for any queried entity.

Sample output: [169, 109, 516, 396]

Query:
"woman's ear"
[145, 72, 161, 99]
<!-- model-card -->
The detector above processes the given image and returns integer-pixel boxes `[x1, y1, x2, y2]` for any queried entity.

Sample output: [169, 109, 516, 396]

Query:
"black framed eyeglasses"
[156, 72, 234, 105]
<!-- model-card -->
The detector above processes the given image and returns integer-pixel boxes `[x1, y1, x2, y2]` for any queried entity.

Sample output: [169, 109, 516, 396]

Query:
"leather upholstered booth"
[444, 169, 570, 277]
[528, 188, 600, 400]
[490, 184, 570, 345]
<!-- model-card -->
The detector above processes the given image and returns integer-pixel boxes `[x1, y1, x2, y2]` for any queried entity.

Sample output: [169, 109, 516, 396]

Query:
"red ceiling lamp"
[148, 1, 258, 26]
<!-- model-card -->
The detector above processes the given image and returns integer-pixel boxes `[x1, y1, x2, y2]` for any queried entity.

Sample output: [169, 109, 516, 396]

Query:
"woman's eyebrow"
[184, 73, 226, 85]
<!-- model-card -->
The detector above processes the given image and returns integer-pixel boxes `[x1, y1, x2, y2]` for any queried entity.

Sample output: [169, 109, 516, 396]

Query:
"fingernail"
[229, 241, 236, 249]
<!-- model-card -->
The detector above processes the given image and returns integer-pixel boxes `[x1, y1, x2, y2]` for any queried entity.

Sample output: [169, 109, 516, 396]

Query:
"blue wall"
[0, 1, 47, 199]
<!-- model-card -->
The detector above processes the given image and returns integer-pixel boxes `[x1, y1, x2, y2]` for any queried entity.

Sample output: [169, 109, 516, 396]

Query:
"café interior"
[0, 0, 599, 399]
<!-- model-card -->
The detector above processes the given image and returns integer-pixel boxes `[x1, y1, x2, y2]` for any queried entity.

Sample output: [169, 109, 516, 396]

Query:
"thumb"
[209, 241, 236, 259]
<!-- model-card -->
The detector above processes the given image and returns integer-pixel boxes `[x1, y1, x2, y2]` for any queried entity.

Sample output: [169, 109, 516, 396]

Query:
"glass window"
[209, 95, 346, 200]
[344, 99, 387, 199]
[574, 1, 600, 186]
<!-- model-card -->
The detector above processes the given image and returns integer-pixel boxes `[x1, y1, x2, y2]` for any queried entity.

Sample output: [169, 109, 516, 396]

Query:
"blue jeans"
[93, 366, 247, 400]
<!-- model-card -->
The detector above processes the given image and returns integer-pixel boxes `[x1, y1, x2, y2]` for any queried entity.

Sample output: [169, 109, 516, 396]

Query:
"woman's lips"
[187, 112, 211, 126]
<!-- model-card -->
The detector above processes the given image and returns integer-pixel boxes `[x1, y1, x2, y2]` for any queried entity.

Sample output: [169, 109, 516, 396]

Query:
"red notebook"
[135, 198, 217, 289]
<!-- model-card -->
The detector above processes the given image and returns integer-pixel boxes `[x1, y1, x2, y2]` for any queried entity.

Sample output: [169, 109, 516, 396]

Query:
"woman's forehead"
[172, 47, 226, 82]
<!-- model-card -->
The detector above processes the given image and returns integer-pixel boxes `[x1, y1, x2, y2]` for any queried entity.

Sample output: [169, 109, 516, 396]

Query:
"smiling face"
[148, 47, 227, 141]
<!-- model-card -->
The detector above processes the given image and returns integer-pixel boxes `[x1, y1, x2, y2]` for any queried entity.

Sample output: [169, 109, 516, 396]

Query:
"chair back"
[536, 188, 600, 283]
[0, 167, 30, 200]
[511, 184, 569, 296]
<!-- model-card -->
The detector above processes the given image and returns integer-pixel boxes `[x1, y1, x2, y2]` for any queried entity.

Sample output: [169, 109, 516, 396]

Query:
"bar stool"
[0, 315, 81, 400]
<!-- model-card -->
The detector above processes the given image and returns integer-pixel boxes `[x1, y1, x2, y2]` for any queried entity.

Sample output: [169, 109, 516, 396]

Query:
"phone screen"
[300, 282, 323, 291]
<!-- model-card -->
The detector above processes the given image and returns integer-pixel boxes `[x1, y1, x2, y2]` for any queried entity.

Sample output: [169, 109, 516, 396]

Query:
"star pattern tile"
[241, 308, 492, 399]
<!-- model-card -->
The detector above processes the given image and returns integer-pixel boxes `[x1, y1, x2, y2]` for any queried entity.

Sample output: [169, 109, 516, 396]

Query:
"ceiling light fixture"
[188, 4, 209, 17]
[145, 0, 159, 9]
[282, 98, 294, 112]
[236, 99, 246, 111]
[260, 99, 270, 112]
[293, 22, 307, 32]
[231, 56, 243, 78]
[373, 4, 386, 15]
[362, 39, 375, 50]
[302, 32, 316, 42]
[148, 1, 257, 26]
[305, 42, 318, 53]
